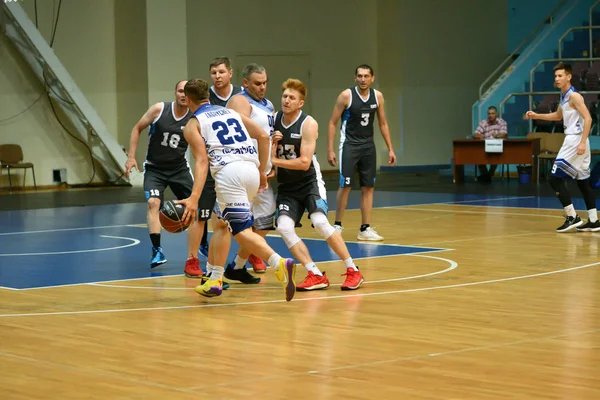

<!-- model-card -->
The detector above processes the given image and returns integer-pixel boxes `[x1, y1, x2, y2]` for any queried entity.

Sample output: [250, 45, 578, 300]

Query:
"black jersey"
[209, 85, 243, 107]
[274, 111, 319, 187]
[340, 87, 379, 146]
[146, 102, 191, 170]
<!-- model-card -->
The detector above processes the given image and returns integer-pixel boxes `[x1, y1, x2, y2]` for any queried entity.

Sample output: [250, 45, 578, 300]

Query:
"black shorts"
[276, 180, 328, 225]
[339, 142, 376, 188]
[144, 165, 216, 221]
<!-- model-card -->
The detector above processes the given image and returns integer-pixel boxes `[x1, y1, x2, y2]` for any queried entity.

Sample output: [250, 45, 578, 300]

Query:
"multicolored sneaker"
[150, 246, 167, 268]
[340, 267, 364, 290]
[274, 258, 296, 302]
[296, 271, 330, 291]
[184, 257, 204, 278]
[194, 279, 223, 297]
[200, 274, 229, 290]
[248, 254, 267, 273]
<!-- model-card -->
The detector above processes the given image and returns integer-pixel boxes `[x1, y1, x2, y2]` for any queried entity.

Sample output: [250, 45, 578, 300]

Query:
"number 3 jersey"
[194, 104, 259, 173]
[145, 101, 191, 170]
[274, 111, 324, 189]
[340, 87, 379, 146]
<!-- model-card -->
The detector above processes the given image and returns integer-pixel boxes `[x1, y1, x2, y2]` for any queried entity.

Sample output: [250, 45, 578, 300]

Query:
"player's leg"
[199, 222, 209, 258]
[196, 163, 296, 301]
[550, 137, 583, 232]
[575, 142, 600, 231]
[357, 143, 383, 241]
[307, 192, 364, 290]
[334, 142, 356, 232]
[275, 194, 330, 291]
[144, 167, 168, 267]
[231, 187, 276, 274]
[169, 167, 206, 278]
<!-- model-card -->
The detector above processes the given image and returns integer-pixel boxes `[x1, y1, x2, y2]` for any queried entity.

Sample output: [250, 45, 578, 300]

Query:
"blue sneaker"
[199, 242, 209, 258]
[150, 246, 167, 268]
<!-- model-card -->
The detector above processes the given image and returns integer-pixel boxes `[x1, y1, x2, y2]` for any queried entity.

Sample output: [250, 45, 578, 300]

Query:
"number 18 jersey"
[340, 87, 378, 146]
[194, 104, 259, 173]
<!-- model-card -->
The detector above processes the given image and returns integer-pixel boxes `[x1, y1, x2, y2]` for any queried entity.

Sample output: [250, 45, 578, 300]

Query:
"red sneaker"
[248, 254, 267, 273]
[184, 257, 204, 278]
[340, 267, 364, 290]
[296, 271, 330, 291]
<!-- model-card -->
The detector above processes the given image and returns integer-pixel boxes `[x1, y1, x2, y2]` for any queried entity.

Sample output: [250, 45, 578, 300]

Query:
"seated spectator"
[473, 106, 507, 183]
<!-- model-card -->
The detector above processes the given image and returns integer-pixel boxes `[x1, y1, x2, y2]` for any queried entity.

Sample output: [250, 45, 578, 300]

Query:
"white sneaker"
[357, 227, 383, 241]
[333, 224, 343, 234]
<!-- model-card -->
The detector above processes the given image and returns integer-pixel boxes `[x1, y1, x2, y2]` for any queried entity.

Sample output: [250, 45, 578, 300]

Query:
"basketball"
[159, 200, 190, 233]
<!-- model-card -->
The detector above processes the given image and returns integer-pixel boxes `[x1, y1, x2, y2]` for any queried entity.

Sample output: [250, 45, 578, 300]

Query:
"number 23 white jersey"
[194, 104, 259, 173]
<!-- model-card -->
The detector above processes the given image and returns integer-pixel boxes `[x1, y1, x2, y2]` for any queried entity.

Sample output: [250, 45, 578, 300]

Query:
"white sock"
[344, 258, 358, 271]
[305, 262, 322, 276]
[206, 262, 215, 275]
[268, 253, 283, 270]
[564, 204, 577, 218]
[234, 255, 247, 270]
[588, 208, 598, 223]
[210, 266, 224, 280]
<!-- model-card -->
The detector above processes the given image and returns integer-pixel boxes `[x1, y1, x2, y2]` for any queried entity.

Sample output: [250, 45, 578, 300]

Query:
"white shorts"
[251, 185, 276, 230]
[552, 135, 591, 180]
[213, 161, 259, 235]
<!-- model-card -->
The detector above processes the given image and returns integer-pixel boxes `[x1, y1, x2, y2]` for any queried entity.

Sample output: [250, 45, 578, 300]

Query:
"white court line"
[410, 230, 553, 247]
[1, 256, 598, 318]
[433, 195, 536, 205]
[390, 206, 565, 219]
[87, 254, 458, 290]
[0, 224, 145, 236]
[0, 235, 140, 257]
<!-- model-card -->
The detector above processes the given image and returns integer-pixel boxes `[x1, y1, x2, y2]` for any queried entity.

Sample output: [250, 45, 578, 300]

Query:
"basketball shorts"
[144, 164, 216, 222]
[212, 161, 259, 235]
[276, 179, 328, 225]
[551, 135, 591, 180]
[339, 142, 376, 188]
[251, 185, 276, 230]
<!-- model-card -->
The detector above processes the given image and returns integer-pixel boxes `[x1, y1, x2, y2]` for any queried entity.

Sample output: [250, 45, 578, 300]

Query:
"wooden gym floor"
[0, 187, 599, 399]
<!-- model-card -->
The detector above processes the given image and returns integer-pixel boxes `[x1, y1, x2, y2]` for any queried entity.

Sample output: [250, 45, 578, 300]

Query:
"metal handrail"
[529, 57, 600, 93]
[588, 0, 600, 62]
[479, 0, 567, 98]
[557, 25, 600, 58]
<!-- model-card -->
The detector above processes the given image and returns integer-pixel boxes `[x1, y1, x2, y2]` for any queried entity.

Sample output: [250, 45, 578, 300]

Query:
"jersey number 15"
[212, 118, 248, 145]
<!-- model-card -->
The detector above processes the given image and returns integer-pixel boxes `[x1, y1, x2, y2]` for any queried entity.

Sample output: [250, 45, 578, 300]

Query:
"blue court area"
[0, 191, 576, 289]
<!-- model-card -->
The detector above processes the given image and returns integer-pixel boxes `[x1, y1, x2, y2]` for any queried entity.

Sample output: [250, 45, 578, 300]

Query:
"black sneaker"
[200, 274, 230, 290]
[224, 262, 261, 284]
[576, 220, 600, 232]
[556, 215, 583, 232]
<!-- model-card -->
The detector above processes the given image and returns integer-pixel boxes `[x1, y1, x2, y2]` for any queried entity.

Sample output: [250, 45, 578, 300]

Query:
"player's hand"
[258, 173, 268, 193]
[124, 157, 138, 178]
[327, 150, 337, 166]
[525, 111, 537, 120]
[266, 167, 276, 181]
[473, 133, 484, 139]
[577, 141, 587, 155]
[272, 130, 283, 143]
[388, 150, 397, 166]
[175, 197, 198, 225]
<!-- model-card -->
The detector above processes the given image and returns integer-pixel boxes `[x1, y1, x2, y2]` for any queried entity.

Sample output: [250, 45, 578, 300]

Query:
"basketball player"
[177, 78, 296, 301]
[222, 63, 276, 281]
[124, 80, 214, 278]
[195, 57, 245, 259]
[272, 79, 364, 291]
[327, 64, 396, 241]
[526, 62, 599, 232]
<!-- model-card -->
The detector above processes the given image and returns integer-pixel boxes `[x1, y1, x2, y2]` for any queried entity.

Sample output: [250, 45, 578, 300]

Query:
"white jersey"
[237, 91, 275, 173]
[560, 86, 584, 135]
[194, 104, 259, 173]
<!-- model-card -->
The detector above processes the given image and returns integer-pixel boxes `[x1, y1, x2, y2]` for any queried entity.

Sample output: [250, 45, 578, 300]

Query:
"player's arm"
[327, 89, 350, 166]
[375, 90, 396, 165]
[177, 118, 208, 224]
[473, 121, 485, 139]
[272, 117, 318, 171]
[226, 94, 252, 117]
[240, 114, 269, 176]
[570, 93, 593, 154]
[266, 111, 278, 180]
[525, 106, 563, 121]
[125, 103, 162, 177]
